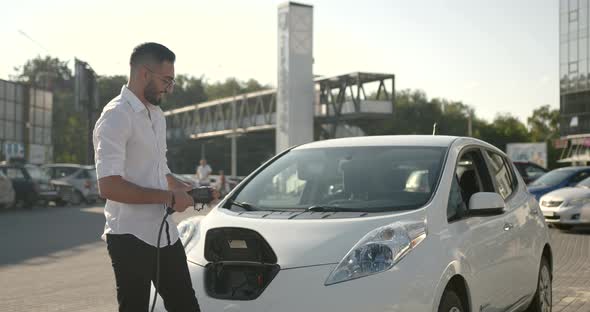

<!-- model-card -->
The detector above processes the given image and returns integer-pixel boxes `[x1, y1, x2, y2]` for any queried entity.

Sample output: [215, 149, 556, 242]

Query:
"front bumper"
[541, 205, 590, 225]
[153, 260, 437, 312]
[38, 190, 59, 201]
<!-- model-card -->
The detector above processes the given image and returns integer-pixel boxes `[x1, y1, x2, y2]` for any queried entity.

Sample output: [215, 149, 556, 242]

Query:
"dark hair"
[130, 42, 175, 67]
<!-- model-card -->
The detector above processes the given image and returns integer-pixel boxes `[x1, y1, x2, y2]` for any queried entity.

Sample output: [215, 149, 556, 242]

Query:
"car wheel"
[70, 191, 83, 205]
[438, 288, 464, 312]
[526, 257, 552, 312]
[554, 224, 572, 231]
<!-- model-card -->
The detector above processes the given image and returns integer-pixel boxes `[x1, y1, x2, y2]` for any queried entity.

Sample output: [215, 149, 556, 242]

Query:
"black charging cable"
[150, 195, 175, 312]
[149, 187, 211, 312]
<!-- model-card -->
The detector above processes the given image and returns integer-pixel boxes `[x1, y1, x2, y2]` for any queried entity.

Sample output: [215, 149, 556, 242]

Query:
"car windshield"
[529, 169, 573, 187]
[230, 146, 448, 212]
[25, 165, 51, 181]
[576, 176, 590, 188]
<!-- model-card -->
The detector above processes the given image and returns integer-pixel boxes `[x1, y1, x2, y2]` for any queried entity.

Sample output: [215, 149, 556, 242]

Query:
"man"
[195, 159, 212, 186]
[93, 42, 201, 311]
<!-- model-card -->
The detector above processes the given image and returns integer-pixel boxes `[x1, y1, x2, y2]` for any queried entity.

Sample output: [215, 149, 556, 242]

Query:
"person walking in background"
[195, 159, 212, 186]
[215, 170, 231, 198]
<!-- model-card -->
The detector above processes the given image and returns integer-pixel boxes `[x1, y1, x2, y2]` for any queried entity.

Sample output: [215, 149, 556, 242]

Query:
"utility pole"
[467, 108, 474, 137]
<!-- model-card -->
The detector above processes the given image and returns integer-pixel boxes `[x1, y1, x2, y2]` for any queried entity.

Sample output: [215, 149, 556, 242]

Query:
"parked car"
[153, 135, 552, 312]
[0, 170, 16, 209]
[539, 175, 590, 230]
[528, 166, 590, 201]
[514, 161, 548, 185]
[0, 164, 61, 208]
[42, 164, 100, 205]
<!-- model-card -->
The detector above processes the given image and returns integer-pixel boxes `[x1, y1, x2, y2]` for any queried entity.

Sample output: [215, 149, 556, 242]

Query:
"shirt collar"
[120, 85, 147, 113]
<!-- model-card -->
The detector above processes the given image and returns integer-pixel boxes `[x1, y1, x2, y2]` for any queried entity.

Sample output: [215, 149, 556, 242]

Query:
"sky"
[0, 0, 558, 123]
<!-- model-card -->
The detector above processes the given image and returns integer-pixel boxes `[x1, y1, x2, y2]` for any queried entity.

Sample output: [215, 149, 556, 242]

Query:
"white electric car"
[156, 135, 553, 312]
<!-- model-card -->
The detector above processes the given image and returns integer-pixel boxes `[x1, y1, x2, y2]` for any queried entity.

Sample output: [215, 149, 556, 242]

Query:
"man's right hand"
[171, 189, 194, 213]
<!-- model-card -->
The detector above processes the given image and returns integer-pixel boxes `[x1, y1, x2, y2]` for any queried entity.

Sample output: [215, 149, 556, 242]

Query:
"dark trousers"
[106, 234, 201, 312]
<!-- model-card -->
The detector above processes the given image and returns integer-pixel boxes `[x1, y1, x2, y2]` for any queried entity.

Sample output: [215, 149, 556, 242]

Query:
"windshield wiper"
[225, 199, 256, 211]
[307, 205, 353, 212]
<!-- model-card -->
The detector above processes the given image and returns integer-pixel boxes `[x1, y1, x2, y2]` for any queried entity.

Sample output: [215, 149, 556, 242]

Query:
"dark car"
[513, 161, 549, 185]
[0, 164, 64, 208]
[528, 166, 590, 201]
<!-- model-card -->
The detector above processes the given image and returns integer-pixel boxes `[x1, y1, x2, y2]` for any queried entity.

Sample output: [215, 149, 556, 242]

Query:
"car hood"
[528, 185, 553, 194]
[181, 207, 426, 269]
[541, 187, 590, 202]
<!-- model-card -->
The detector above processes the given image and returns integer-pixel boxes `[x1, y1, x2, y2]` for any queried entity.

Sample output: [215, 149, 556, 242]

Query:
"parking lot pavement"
[549, 226, 590, 312]
[0, 204, 590, 312]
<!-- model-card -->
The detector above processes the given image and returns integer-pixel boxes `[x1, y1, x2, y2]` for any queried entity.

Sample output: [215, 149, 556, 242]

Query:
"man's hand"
[171, 189, 194, 213]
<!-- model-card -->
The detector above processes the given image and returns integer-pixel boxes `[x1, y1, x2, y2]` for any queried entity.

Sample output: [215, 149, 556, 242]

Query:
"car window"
[86, 169, 97, 181]
[447, 174, 467, 222]
[454, 149, 495, 208]
[53, 167, 79, 178]
[525, 165, 546, 179]
[570, 170, 590, 184]
[77, 170, 90, 179]
[485, 151, 517, 200]
[26, 165, 51, 181]
[5, 168, 25, 179]
[232, 146, 448, 212]
[530, 169, 576, 187]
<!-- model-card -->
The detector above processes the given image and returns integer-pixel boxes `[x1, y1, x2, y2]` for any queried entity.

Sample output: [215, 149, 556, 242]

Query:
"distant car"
[0, 170, 16, 209]
[0, 164, 60, 208]
[539, 175, 590, 230]
[527, 166, 590, 201]
[513, 161, 548, 185]
[42, 164, 100, 205]
[154, 136, 553, 312]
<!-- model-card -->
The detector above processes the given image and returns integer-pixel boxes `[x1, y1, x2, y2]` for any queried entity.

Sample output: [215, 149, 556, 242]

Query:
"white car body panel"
[153, 136, 551, 312]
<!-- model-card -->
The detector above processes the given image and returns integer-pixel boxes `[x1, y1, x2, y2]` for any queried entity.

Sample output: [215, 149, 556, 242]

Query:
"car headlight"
[325, 220, 427, 286]
[177, 218, 201, 252]
[565, 198, 590, 207]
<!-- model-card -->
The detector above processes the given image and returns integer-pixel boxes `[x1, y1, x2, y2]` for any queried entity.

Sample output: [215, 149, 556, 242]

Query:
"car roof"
[294, 135, 459, 150]
[43, 163, 94, 169]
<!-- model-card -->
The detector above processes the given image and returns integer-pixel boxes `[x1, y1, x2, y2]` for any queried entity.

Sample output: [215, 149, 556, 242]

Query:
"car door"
[484, 150, 533, 309]
[446, 147, 512, 312]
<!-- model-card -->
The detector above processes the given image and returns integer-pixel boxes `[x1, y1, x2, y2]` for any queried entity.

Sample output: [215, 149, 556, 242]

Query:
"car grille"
[541, 200, 563, 207]
[546, 214, 560, 220]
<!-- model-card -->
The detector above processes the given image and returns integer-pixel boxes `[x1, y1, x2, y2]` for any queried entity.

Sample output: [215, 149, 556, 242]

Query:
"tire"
[526, 257, 552, 312]
[69, 191, 83, 206]
[438, 288, 464, 312]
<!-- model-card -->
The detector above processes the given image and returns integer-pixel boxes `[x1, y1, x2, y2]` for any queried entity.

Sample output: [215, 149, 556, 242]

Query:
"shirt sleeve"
[93, 107, 131, 179]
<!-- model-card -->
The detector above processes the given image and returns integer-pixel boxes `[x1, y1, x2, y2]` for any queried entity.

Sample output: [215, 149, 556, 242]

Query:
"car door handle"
[503, 223, 514, 231]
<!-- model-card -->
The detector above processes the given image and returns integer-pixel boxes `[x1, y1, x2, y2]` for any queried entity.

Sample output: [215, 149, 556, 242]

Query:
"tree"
[475, 114, 530, 151]
[13, 56, 72, 91]
[527, 105, 560, 142]
[98, 75, 127, 108]
[527, 105, 561, 169]
[160, 74, 207, 111]
[13, 56, 90, 163]
[204, 77, 270, 101]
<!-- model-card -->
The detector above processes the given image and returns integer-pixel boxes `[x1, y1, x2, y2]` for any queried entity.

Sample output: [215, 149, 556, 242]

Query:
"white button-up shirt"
[93, 85, 177, 247]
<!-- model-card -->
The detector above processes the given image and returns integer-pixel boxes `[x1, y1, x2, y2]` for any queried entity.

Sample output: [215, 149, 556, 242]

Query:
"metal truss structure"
[165, 72, 395, 141]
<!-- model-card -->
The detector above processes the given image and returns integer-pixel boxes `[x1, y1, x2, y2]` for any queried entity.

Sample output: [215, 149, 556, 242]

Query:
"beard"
[144, 80, 163, 106]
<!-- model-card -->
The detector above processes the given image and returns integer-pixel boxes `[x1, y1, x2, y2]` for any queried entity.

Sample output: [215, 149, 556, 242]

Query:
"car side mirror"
[468, 192, 505, 216]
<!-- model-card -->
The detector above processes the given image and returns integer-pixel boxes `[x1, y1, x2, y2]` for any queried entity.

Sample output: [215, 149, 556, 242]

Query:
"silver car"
[539, 175, 590, 230]
[42, 164, 100, 205]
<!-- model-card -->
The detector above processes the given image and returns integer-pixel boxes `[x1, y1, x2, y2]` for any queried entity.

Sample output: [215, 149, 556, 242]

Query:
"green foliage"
[15, 56, 561, 169]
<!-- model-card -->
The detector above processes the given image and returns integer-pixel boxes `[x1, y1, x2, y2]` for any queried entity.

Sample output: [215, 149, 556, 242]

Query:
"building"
[0, 79, 53, 164]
